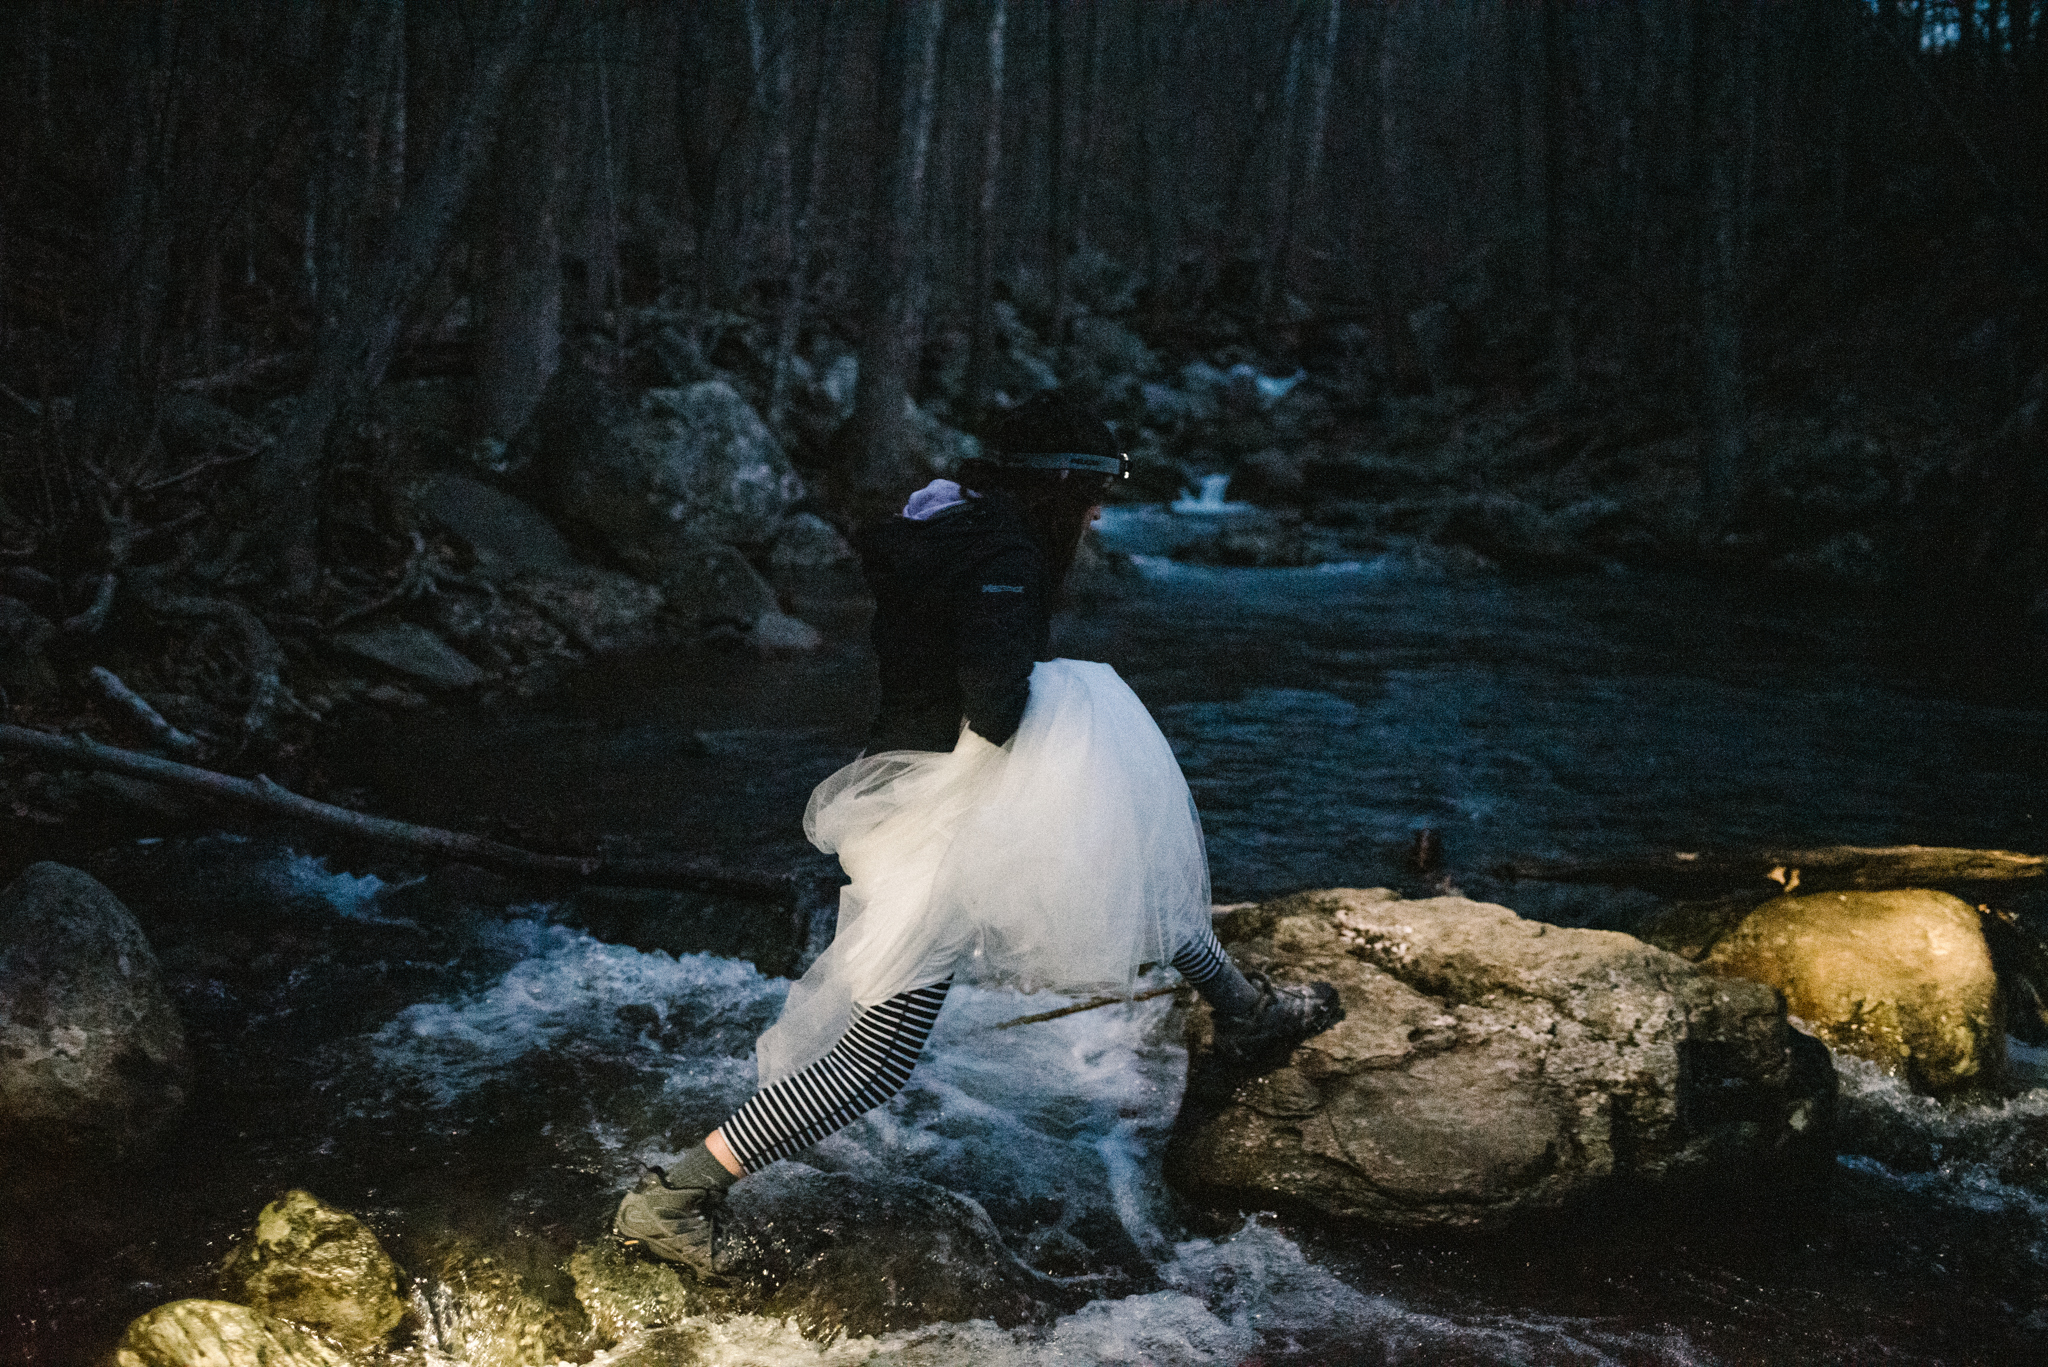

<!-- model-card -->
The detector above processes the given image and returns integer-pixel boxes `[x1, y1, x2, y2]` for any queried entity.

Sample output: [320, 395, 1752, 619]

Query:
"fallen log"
[1496, 844, 2047, 897]
[0, 723, 792, 901]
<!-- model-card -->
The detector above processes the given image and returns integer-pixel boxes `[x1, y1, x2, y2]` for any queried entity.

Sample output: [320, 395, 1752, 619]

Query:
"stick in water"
[992, 984, 1184, 1031]
[0, 723, 792, 900]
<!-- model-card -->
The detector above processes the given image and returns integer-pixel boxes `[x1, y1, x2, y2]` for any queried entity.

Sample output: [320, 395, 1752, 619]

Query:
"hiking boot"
[1211, 970, 1343, 1069]
[613, 1168, 734, 1283]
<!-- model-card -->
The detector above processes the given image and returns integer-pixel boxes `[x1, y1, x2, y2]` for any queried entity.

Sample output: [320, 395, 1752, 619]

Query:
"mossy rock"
[111, 1300, 354, 1367]
[219, 1190, 405, 1351]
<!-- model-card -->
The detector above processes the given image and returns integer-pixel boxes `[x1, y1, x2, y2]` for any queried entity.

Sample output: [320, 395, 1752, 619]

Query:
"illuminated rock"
[111, 1300, 353, 1367]
[219, 1189, 406, 1351]
[1702, 888, 2002, 1096]
[1168, 889, 1834, 1229]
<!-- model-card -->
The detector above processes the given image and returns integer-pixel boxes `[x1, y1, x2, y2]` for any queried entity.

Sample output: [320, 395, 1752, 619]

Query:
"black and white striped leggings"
[717, 924, 1245, 1172]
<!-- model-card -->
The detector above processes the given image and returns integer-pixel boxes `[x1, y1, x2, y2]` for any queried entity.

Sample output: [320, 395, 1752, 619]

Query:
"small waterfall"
[1170, 473, 1255, 516]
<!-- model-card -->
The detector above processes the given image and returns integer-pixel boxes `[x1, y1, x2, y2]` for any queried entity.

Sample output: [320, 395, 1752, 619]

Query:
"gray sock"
[1201, 961, 1264, 1020]
[662, 1142, 740, 1192]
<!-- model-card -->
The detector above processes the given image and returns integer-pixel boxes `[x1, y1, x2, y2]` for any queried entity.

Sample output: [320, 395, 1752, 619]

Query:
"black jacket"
[855, 493, 1051, 752]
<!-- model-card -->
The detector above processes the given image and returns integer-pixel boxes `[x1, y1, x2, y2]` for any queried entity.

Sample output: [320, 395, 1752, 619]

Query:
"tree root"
[86, 666, 203, 755]
[128, 581, 293, 742]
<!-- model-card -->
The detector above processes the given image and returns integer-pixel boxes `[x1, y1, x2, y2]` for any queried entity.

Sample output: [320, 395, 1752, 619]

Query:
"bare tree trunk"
[1542, 0, 1576, 389]
[315, 3, 383, 339]
[1266, 0, 1339, 324]
[259, 0, 556, 598]
[965, 0, 1009, 423]
[78, 2, 178, 465]
[769, 0, 850, 429]
[1367, 11, 1399, 380]
[1070, 0, 1107, 255]
[746, 0, 796, 275]
[475, 65, 567, 440]
[1046, 0, 1068, 344]
[1696, 0, 1749, 539]
[1256, 6, 1306, 322]
[373, 0, 406, 216]
[1133, 0, 1170, 293]
[32, 0, 54, 145]
[851, 0, 945, 506]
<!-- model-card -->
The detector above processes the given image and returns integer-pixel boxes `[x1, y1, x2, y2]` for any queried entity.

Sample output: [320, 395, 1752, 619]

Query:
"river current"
[8, 513, 2048, 1364]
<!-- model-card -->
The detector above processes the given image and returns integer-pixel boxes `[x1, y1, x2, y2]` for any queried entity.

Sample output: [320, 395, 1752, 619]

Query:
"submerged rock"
[1702, 889, 2002, 1096]
[111, 1300, 354, 1367]
[219, 1189, 406, 1351]
[0, 863, 188, 1197]
[1168, 889, 1835, 1230]
[725, 1168, 1080, 1340]
[580, 1167, 1080, 1343]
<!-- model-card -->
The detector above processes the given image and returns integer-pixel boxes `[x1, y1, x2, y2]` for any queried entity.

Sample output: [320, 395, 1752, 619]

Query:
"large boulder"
[111, 1301, 354, 1367]
[505, 565, 669, 654]
[416, 473, 578, 579]
[1168, 889, 1834, 1230]
[218, 1189, 407, 1351]
[543, 381, 803, 557]
[1701, 889, 2002, 1096]
[0, 863, 189, 1196]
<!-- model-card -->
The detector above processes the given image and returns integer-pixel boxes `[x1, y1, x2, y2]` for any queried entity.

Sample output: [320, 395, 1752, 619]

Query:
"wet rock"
[0, 863, 188, 1193]
[544, 380, 804, 557]
[410, 1248, 584, 1365]
[218, 1189, 406, 1351]
[111, 1300, 354, 1367]
[332, 620, 488, 690]
[561, 886, 810, 979]
[506, 565, 669, 653]
[0, 594, 57, 694]
[717, 1166, 1083, 1342]
[417, 473, 578, 578]
[1168, 889, 1835, 1230]
[1701, 889, 2001, 1096]
[568, 1237, 708, 1342]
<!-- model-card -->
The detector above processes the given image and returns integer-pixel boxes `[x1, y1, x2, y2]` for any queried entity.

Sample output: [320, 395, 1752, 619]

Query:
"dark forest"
[4, 3, 2048, 1364]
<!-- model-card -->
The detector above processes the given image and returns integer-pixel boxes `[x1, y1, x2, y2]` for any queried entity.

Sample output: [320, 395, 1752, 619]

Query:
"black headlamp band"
[993, 451, 1130, 478]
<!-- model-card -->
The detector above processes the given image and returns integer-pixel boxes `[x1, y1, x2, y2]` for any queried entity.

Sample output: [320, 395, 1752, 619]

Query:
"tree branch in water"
[0, 723, 792, 901]
[1497, 845, 2047, 897]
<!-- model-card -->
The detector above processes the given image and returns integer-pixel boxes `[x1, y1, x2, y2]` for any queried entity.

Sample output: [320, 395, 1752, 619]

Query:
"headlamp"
[996, 451, 1131, 479]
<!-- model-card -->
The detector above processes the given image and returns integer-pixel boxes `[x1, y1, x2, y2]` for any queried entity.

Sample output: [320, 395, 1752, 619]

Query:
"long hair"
[957, 393, 1116, 595]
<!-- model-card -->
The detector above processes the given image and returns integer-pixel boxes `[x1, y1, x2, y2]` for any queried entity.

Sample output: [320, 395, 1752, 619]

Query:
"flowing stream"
[8, 516, 2048, 1365]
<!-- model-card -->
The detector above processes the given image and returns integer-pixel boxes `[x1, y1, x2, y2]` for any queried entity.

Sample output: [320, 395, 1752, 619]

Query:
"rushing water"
[7, 518, 2048, 1365]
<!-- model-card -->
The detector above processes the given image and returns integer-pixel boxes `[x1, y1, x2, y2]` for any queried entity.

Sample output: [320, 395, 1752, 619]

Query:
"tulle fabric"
[755, 658, 1211, 1086]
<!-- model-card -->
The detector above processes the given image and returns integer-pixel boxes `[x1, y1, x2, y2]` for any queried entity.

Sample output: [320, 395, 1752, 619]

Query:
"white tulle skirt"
[755, 658, 1212, 1086]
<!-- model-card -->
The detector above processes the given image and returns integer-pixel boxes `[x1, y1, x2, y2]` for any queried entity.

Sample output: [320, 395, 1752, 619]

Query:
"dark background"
[0, 0, 2043, 841]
